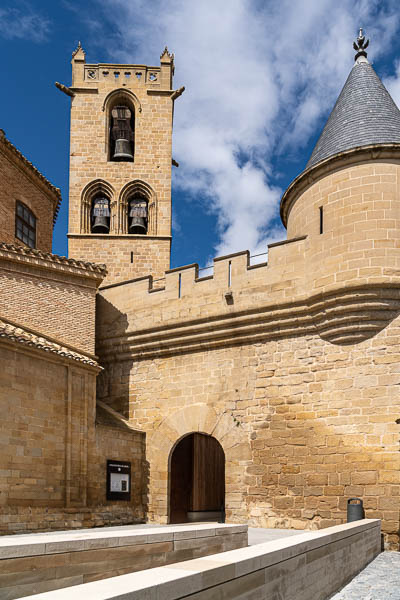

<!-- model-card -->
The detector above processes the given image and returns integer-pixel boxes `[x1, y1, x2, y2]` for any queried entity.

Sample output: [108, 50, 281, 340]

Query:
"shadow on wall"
[96, 294, 131, 418]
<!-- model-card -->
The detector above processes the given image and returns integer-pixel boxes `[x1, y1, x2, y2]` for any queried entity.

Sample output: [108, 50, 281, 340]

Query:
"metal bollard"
[347, 497, 364, 522]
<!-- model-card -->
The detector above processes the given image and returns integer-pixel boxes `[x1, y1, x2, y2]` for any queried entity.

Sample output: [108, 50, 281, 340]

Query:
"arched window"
[119, 180, 156, 235]
[91, 195, 110, 234]
[128, 196, 148, 234]
[81, 180, 114, 234]
[110, 105, 134, 162]
[15, 201, 36, 248]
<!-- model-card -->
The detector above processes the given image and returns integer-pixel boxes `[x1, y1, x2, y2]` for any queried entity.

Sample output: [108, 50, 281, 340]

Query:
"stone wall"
[0, 130, 60, 252]
[70, 235, 170, 286]
[283, 153, 400, 300]
[96, 156, 400, 549]
[0, 340, 146, 535]
[88, 405, 146, 518]
[0, 343, 97, 513]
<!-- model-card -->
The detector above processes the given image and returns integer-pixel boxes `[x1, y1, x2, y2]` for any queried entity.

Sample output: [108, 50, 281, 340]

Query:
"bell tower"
[58, 43, 184, 286]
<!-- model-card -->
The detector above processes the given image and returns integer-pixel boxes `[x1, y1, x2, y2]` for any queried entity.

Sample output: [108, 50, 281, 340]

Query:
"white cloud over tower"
[97, 0, 399, 259]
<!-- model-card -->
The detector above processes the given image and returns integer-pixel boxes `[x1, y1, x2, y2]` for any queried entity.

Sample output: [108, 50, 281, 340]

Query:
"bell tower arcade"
[59, 43, 183, 286]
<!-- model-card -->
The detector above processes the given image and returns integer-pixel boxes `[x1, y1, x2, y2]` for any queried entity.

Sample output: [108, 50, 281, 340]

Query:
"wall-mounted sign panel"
[106, 460, 131, 501]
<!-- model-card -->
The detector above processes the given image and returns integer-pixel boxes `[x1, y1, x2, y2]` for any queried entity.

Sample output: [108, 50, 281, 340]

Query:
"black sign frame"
[106, 460, 131, 501]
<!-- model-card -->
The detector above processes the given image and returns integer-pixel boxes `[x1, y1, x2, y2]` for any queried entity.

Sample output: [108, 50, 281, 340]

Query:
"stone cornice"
[96, 284, 400, 361]
[280, 143, 400, 228]
[0, 130, 62, 223]
[68, 233, 171, 241]
[0, 242, 107, 281]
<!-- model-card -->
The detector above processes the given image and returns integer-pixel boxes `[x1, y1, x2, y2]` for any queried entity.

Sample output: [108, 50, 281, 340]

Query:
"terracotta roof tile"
[0, 318, 100, 368]
[0, 242, 107, 276]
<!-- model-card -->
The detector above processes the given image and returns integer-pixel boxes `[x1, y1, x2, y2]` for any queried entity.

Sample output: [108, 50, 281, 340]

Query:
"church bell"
[128, 198, 148, 234]
[91, 197, 110, 233]
[111, 106, 134, 161]
[113, 138, 134, 161]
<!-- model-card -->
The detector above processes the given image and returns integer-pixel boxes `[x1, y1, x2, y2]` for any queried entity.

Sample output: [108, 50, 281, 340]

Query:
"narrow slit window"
[319, 206, 323, 234]
[130, 251, 134, 263]
[178, 273, 182, 298]
[228, 260, 232, 287]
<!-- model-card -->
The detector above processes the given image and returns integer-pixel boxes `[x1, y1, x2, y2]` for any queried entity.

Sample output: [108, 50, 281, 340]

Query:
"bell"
[91, 196, 110, 233]
[92, 215, 110, 233]
[129, 216, 147, 234]
[113, 138, 133, 161]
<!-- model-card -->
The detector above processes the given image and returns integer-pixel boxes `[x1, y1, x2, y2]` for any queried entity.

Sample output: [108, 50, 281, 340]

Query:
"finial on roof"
[353, 27, 369, 62]
[72, 40, 86, 59]
[160, 46, 174, 61]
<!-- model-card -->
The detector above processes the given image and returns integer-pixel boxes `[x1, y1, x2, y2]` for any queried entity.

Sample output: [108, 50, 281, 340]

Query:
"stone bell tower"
[57, 43, 184, 286]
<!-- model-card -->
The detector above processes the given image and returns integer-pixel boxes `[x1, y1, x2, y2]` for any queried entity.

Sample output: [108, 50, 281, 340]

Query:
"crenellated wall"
[96, 210, 400, 547]
[97, 236, 308, 350]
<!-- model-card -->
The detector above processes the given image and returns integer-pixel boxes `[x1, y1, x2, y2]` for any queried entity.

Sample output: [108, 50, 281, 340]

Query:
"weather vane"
[353, 27, 369, 61]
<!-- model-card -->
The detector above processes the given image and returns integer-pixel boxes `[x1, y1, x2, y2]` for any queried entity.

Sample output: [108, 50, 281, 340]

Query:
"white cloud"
[96, 0, 399, 260]
[384, 60, 400, 107]
[0, 4, 50, 43]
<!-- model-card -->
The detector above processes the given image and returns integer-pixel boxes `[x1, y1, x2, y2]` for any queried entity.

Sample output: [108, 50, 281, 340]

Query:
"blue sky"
[1, 0, 400, 268]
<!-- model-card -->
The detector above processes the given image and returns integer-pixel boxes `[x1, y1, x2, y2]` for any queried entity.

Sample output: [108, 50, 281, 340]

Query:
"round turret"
[280, 32, 400, 344]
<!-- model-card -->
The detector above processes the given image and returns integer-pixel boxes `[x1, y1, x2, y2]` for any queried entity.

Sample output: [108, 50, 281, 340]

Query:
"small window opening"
[135, 72, 142, 80]
[178, 273, 182, 298]
[128, 196, 148, 234]
[110, 105, 134, 162]
[130, 251, 134, 263]
[91, 196, 110, 234]
[114, 71, 120, 78]
[319, 206, 323, 234]
[125, 72, 131, 78]
[15, 201, 36, 248]
[228, 260, 232, 287]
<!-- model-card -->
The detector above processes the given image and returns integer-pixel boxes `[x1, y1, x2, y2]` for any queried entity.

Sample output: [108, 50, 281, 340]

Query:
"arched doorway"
[169, 433, 225, 524]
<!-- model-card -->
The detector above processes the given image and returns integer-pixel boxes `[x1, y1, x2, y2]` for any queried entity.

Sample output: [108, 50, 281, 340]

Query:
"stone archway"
[145, 404, 251, 524]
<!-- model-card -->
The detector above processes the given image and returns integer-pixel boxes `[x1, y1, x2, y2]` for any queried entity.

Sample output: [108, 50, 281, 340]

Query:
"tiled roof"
[0, 318, 100, 367]
[0, 242, 107, 276]
[0, 129, 62, 223]
[306, 59, 400, 169]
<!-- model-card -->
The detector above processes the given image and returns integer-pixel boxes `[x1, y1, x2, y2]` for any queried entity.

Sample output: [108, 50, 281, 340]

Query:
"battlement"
[97, 222, 400, 358]
[96, 236, 308, 351]
[99, 235, 307, 299]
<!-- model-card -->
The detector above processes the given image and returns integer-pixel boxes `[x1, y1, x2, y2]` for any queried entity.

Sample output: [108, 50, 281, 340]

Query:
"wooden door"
[191, 433, 225, 511]
[169, 433, 225, 523]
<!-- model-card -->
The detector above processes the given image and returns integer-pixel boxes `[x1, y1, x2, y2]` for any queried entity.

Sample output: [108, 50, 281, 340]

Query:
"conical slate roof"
[306, 49, 400, 169]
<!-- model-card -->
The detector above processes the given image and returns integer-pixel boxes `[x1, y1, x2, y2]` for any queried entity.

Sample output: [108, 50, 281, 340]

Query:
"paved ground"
[330, 552, 400, 599]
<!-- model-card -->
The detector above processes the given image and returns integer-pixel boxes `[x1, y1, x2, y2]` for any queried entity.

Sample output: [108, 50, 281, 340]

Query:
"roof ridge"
[0, 241, 107, 276]
[0, 130, 62, 223]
